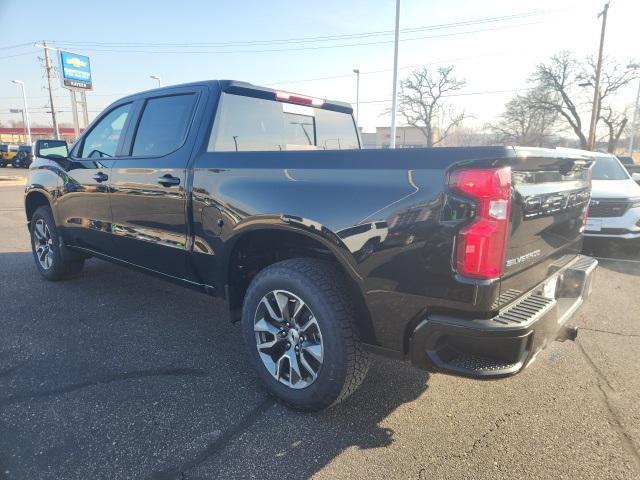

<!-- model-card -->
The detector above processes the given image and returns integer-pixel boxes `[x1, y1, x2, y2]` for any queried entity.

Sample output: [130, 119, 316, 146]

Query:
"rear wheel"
[241, 258, 370, 411]
[30, 206, 85, 281]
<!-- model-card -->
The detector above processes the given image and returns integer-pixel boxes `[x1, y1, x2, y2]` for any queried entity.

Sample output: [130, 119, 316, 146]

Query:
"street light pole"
[12, 80, 31, 145]
[150, 75, 162, 87]
[389, 0, 401, 148]
[587, 2, 609, 151]
[353, 69, 360, 126]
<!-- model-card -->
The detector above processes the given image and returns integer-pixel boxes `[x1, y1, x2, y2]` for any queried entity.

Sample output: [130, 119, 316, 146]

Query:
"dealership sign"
[58, 50, 93, 90]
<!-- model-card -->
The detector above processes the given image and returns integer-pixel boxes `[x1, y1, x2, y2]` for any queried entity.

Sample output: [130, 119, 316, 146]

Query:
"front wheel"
[241, 258, 371, 411]
[30, 206, 85, 281]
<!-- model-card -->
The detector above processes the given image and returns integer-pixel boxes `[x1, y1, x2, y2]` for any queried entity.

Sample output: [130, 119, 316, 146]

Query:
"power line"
[350, 87, 532, 105]
[0, 42, 33, 51]
[45, 11, 551, 50]
[0, 51, 37, 60]
[48, 18, 557, 55]
[265, 50, 518, 86]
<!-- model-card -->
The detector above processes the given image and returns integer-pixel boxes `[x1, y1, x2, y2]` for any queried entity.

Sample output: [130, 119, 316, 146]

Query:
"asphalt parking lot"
[1, 167, 639, 480]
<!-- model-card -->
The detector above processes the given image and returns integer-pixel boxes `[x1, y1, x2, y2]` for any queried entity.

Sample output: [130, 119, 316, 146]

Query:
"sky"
[0, 0, 638, 134]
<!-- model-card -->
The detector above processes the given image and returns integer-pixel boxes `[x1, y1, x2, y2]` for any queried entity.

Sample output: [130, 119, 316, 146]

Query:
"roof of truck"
[118, 80, 354, 114]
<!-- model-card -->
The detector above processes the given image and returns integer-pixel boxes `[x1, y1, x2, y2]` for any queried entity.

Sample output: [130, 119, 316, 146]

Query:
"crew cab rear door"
[108, 86, 206, 280]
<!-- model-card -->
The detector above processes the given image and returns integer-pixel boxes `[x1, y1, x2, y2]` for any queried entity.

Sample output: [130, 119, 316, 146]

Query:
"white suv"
[580, 152, 640, 241]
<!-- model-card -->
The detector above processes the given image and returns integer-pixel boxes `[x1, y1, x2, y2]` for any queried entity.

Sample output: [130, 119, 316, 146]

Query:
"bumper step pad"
[448, 353, 520, 373]
[409, 255, 598, 379]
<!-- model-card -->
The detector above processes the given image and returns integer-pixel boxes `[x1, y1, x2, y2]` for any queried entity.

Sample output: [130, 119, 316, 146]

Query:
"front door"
[108, 89, 202, 280]
[56, 102, 133, 255]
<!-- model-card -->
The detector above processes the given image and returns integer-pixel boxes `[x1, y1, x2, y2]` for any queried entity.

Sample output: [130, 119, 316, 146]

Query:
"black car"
[24, 80, 597, 411]
[13, 145, 33, 169]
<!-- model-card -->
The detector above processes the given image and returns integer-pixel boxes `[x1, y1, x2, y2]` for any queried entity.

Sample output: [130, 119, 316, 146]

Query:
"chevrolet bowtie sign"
[58, 50, 93, 90]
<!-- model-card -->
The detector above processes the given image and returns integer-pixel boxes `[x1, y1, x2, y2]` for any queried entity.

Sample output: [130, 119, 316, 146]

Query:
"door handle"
[93, 172, 109, 183]
[157, 174, 181, 187]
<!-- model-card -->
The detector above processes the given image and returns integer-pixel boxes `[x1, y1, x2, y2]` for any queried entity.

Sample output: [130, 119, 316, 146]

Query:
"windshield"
[592, 156, 629, 180]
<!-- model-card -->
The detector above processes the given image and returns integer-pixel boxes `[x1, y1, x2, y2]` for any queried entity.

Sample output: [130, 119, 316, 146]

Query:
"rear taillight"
[448, 167, 512, 279]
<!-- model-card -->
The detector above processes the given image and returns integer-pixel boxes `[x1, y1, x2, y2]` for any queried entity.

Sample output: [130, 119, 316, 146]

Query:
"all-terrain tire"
[241, 258, 371, 411]
[30, 206, 85, 281]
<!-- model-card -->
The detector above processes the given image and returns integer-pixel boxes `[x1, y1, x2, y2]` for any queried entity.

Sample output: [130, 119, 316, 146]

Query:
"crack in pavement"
[0, 367, 210, 408]
[576, 340, 640, 473]
[455, 410, 523, 459]
[146, 397, 275, 480]
[580, 327, 640, 338]
[423, 409, 524, 473]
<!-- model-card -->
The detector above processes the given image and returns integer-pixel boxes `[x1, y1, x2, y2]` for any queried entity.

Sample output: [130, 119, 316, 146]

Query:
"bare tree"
[531, 51, 639, 149]
[397, 66, 466, 147]
[599, 106, 628, 153]
[579, 58, 639, 125]
[530, 51, 588, 148]
[490, 88, 558, 146]
[439, 126, 494, 147]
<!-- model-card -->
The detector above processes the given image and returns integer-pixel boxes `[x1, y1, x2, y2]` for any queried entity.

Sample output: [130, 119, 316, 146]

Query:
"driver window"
[80, 103, 131, 158]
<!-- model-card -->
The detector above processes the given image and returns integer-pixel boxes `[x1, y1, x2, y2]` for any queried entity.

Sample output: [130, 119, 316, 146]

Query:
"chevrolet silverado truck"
[25, 81, 597, 411]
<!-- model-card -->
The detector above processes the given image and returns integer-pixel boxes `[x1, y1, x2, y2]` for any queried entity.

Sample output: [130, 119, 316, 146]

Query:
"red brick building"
[0, 127, 82, 145]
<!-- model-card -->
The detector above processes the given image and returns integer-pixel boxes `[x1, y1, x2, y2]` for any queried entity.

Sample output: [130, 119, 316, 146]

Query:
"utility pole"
[42, 41, 60, 140]
[353, 69, 360, 126]
[389, 0, 401, 148]
[587, 3, 609, 151]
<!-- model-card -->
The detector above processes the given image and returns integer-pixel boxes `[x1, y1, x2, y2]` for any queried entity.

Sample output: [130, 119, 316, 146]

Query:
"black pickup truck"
[25, 81, 597, 410]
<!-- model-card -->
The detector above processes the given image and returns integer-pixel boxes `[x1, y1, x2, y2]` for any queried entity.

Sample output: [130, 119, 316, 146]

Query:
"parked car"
[13, 145, 34, 168]
[617, 155, 640, 184]
[0, 144, 18, 167]
[559, 149, 640, 243]
[25, 81, 597, 410]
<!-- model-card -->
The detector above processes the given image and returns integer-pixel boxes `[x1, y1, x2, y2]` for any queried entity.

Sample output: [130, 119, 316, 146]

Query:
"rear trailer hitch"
[556, 325, 578, 342]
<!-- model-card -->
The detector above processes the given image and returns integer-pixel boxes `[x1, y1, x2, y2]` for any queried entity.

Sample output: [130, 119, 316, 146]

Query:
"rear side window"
[209, 93, 359, 152]
[131, 94, 196, 157]
[315, 108, 359, 150]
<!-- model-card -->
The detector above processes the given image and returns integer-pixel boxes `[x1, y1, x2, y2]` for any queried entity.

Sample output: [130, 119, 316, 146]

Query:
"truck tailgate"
[499, 150, 592, 304]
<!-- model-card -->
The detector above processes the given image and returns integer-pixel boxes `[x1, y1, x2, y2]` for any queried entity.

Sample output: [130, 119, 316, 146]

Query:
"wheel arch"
[223, 223, 376, 345]
[25, 188, 53, 224]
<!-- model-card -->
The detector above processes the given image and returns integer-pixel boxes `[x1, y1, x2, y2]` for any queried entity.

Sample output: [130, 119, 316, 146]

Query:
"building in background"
[0, 127, 81, 145]
[359, 128, 377, 148]
[373, 126, 438, 148]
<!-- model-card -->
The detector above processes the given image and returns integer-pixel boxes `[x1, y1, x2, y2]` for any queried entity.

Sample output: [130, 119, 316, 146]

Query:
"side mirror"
[632, 172, 640, 184]
[34, 139, 69, 160]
